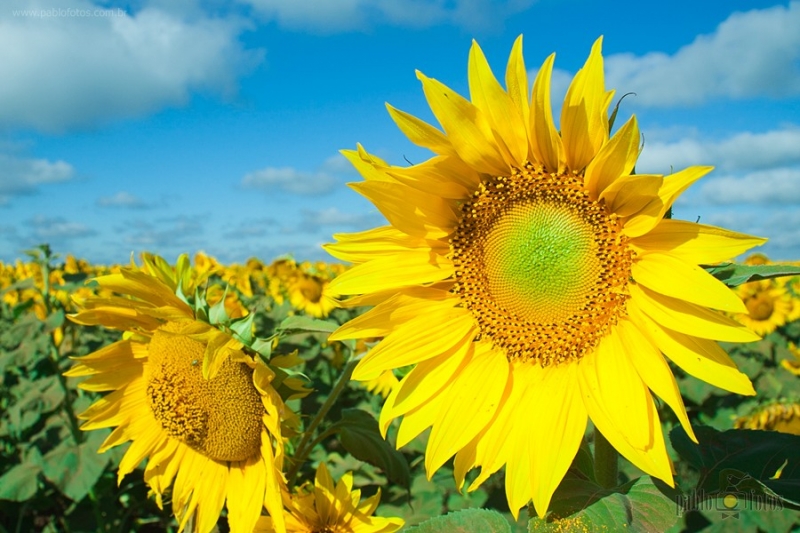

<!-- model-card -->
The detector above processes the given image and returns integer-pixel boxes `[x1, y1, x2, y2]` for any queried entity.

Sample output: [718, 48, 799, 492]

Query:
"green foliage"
[705, 263, 800, 287]
[407, 508, 512, 532]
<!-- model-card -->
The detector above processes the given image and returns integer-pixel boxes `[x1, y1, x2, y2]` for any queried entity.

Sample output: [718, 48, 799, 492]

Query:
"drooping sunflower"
[734, 402, 800, 435]
[733, 279, 794, 336]
[254, 462, 404, 533]
[324, 37, 766, 516]
[66, 253, 292, 533]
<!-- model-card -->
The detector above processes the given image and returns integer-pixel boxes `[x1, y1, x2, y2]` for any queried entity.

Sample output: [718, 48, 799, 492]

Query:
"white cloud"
[604, 1, 800, 106]
[28, 215, 95, 240]
[0, 153, 75, 204]
[240, 0, 534, 32]
[700, 167, 800, 206]
[637, 127, 800, 175]
[96, 191, 147, 208]
[0, 0, 261, 131]
[241, 155, 345, 196]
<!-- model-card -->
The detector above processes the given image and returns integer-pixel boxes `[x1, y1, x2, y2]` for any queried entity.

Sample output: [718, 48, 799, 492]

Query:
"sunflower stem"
[593, 428, 618, 489]
[286, 358, 358, 488]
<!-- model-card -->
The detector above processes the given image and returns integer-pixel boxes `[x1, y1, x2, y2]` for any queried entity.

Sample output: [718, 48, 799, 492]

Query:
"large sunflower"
[325, 37, 766, 517]
[67, 253, 291, 533]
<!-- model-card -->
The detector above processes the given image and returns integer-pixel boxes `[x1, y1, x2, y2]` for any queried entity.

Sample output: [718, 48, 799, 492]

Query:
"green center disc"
[482, 202, 601, 324]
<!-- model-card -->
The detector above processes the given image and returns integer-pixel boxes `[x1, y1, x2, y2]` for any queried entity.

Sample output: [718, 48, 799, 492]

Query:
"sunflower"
[254, 462, 404, 533]
[66, 253, 292, 533]
[733, 279, 794, 336]
[734, 402, 800, 435]
[324, 37, 765, 517]
[288, 272, 337, 318]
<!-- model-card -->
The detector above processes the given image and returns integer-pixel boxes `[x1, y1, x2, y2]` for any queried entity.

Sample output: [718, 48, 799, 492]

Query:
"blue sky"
[1, 0, 798, 265]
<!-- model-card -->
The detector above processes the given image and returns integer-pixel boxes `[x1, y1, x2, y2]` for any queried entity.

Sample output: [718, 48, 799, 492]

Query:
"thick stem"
[286, 359, 358, 488]
[593, 428, 618, 489]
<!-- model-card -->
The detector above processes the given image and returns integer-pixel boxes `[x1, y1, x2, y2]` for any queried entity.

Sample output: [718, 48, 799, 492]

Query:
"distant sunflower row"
[0, 252, 343, 321]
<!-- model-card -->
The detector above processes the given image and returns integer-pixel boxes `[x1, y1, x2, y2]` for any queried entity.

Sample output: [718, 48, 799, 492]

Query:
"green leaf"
[407, 508, 512, 532]
[277, 315, 339, 334]
[40, 430, 110, 502]
[703, 263, 800, 287]
[670, 426, 800, 510]
[208, 285, 230, 325]
[44, 309, 65, 330]
[229, 312, 255, 345]
[330, 409, 410, 490]
[0, 448, 43, 501]
[530, 477, 679, 533]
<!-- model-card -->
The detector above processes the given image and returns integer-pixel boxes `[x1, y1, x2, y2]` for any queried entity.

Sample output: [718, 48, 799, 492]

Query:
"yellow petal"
[578, 330, 652, 450]
[193, 462, 227, 533]
[505, 425, 532, 519]
[630, 219, 768, 264]
[623, 166, 712, 238]
[386, 155, 479, 199]
[629, 283, 760, 343]
[561, 37, 610, 172]
[327, 250, 454, 296]
[468, 40, 528, 166]
[528, 363, 588, 517]
[324, 226, 438, 264]
[505, 35, 530, 141]
[584, 115, 640, 199]
[600, 174, 662, 218]
[632, 252, 747, 313]
[529, 53, 563, 172]
[329, 288, 457, 340]
[349, 180, 456, 239]
[628, 302, 755, 396]
[417, 70, 509, 175]
[352, 306, 474, 381]
[425, 345, 510, 474]
[391, 337, 474, 416]
[617, 319, 696, 443]
[396, 392, 442, 448]
[385, 103, 456, 156]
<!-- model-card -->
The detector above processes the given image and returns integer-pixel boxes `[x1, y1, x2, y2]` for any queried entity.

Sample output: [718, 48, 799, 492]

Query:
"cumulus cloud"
[0, 0, 261, 131]
[637, 127, 800, 175]
[241, 159, 341, 195]
[604, 1, 800, 106]
[28, 215, 96, 240]
[0, 153, 75, 204]
[123, 215, 205, 248]
[96, 191, 147, 208]
[240, 0, 535, 32]
[700, 168, 800, 206]
[299, 207, 381, 231]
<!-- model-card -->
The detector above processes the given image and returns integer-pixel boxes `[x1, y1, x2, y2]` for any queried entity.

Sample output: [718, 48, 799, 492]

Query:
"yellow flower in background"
[364, 370, 400, 399]
[289, 273, 337, 318]
[325, 36, 765, 516]
[733, 279, 794, 336]
[781, 342, 800, 376]
[254, 463, 404, 533]
[735, 402, 800, 435]
[67, 253, 291, 533]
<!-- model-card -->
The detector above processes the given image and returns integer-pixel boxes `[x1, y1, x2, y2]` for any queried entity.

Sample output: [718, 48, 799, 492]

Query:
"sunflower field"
[3, 38, 800, 533]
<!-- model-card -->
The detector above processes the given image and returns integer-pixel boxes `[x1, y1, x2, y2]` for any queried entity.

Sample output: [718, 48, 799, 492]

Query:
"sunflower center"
[452, 163, 633, 366]
[146, 322, 263, 462]
[300, 278, 323, 303]
[746, 292, 774, 321]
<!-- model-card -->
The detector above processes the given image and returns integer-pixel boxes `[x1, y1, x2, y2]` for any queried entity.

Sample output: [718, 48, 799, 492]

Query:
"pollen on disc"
[482, 202, 601, 324]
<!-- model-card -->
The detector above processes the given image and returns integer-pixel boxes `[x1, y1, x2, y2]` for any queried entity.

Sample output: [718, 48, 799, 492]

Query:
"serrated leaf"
[704, 263, 800, 287]
[407, 508, 512, 532]
[532, 477, 679, 533]
[670, 425, 800, 510]
[41, 430, 110, 502]
[278, 315, 339, 334]
[330, 409, 410, 490]
[0, 448, 43, 501]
